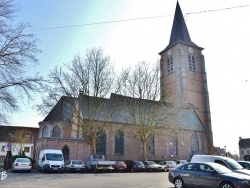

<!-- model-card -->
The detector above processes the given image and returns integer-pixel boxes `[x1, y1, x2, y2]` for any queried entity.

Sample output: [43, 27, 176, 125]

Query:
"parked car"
[114, 161, 127, 172]
[175, 160, 188, 167]
[169, 162, 250, 188]
[126, 161, 145, 172]
[143, 161, 165, 172]
[11, 158, 32, 173]
[158, 161, 176, 172]
[238, 161, 250, 170]
[65, 160, 86, 173]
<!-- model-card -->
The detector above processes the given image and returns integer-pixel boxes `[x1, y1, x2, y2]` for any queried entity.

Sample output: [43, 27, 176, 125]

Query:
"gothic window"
[42, 126, 49, 138]
[191, 133, 199, 152]
[167, 56, 173, 74]
[96, 131, 106, 154]
[188, 55, 196, 72]
[115, 130, 124, 154]
[147, 136, 155, 155]
[52, 126, 61, 138]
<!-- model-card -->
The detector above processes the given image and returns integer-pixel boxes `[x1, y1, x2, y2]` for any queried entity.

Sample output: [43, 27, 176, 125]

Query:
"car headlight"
[238, 180, 250, 185]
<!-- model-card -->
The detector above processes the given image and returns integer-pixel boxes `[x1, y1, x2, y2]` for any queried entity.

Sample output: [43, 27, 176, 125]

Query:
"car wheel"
[149, 168, 153, 172]
[131, 168, 134, 172]
[174, 177, 185, 188]
[220, 182, 235, 188]
[43, 166, 47, 173]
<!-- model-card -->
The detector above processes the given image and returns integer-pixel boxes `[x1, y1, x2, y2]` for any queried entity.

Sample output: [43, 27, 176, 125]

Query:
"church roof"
[159, 1, 203, 55]
[42, 93, 205, 132]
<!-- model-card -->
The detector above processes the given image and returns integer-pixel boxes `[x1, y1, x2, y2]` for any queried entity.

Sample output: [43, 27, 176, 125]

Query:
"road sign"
[7, 143, 12, 149]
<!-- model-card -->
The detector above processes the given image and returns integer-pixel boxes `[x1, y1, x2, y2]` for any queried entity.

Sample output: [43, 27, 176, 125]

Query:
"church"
[35, 1, 218, 164]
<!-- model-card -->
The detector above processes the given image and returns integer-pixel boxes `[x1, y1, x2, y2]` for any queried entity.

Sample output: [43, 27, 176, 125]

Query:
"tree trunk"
[143, 142, 147, 161]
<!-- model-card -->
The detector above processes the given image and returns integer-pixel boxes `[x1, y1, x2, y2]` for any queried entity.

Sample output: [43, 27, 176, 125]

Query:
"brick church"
[35, 1, 217, 164]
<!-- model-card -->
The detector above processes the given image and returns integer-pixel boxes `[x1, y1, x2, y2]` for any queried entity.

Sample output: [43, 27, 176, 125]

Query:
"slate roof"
[43, 96, 77, 122]
[42, 93, 205, 132]
[159, 1, 203, 55]
[239, 138, 250, 148]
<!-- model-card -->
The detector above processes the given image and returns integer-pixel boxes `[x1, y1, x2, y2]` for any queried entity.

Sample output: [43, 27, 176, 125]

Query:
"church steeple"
[159, 1, 202, 54]
[159, 0, 213, 153]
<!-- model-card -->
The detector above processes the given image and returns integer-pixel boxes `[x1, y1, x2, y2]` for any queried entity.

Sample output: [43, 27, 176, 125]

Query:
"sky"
[10, 0, 250, 154]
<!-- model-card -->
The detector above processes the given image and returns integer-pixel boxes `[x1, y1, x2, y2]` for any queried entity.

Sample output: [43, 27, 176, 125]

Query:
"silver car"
[11, 158, 32, 173]
[159, 161, 176, 172]
[65, 160, 86, 173]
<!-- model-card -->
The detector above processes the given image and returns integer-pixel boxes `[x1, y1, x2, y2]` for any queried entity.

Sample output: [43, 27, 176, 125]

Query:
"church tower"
[159, 1, 213, 150]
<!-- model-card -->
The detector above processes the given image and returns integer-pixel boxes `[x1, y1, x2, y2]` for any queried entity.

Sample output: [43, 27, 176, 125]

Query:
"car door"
[195, 164, 221, 188]
[179, 163, 199, 187]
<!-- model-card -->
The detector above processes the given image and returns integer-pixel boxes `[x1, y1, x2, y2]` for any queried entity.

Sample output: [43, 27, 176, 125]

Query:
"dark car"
[126, 161, 145, 172]
[238, 161, 250, 170]
[65, 160, 86, 173]
[143, 161, 165, 172]
[114, 161, 127, 172]
[169, 162, 250, 188]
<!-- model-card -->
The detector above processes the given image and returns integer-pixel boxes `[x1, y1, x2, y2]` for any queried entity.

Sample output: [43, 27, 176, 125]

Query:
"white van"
[191, 155, 250, 176]
[38, 149, 64, 173]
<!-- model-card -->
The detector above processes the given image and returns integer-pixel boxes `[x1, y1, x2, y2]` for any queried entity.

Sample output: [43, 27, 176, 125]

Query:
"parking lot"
[0, 170, 174, 188]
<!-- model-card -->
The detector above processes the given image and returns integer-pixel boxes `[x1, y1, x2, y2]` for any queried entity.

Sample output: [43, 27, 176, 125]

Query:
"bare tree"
[0, 0, 43, 125]
[37, 47, 115, 154]
[115, 61, 179, 161]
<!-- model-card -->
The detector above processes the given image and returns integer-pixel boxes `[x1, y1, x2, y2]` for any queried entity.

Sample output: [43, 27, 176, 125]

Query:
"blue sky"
[11, 0, 250, 154]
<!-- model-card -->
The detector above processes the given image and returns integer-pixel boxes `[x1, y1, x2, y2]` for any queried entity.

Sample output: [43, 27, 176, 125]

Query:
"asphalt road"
[0, 170, 175, 188]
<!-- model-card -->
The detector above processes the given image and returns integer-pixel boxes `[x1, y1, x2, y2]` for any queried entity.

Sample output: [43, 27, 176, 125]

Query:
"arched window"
[191, 132, 199, 152]
[188, 55, 196, 72]
[62, 145, 69, 161]
[52, 126, 61, 138]
[96, 131, 106, 155]
[167, 56, 173, 74]
[42, 126, 49, 138]
[115, 130, 124, 154]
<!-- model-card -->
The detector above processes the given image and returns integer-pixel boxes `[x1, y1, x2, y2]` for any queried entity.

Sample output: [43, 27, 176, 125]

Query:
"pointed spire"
[169, 1, 192, 45]
[159, 1, 202, 54]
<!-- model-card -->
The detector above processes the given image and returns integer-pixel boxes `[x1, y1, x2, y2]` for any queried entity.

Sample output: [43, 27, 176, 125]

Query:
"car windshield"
[72, 160, 83, 165]
[226, 159, 244, 170]
[46, 153, 63, 161]
[17, 158, 30, 162]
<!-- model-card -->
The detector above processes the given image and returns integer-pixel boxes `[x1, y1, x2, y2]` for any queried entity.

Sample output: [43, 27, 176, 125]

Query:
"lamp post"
[224, 146, 227, 157]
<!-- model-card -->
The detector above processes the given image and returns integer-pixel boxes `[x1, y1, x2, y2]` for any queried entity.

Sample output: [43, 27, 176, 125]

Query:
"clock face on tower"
[189, 47, 193, 53]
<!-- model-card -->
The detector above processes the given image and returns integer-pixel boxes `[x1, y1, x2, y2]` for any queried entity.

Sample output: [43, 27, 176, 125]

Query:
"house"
[36, 1, 217, 164]
[239, 137, 250, 160]
[0, 126, 39, 165]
